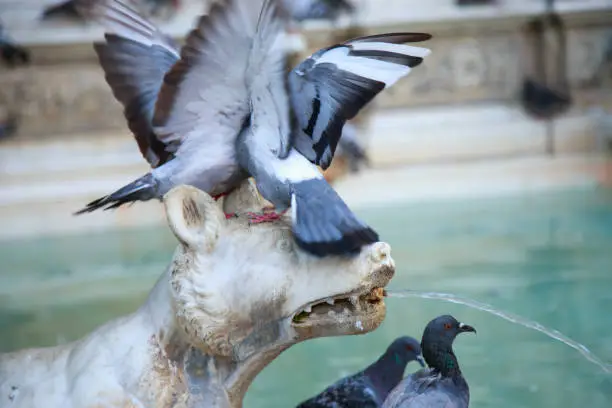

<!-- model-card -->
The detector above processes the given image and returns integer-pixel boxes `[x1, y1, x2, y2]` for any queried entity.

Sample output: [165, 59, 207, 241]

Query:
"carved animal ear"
[163, 185, 225, 251]
[222, 178, 271, 214]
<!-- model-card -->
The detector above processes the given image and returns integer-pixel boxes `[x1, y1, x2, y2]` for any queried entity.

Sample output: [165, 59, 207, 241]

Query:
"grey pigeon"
[73, 0, 431, 257]
[382, 315, 476, 408]
[297, 336, 425, 408]
[281, 0, 355, 22]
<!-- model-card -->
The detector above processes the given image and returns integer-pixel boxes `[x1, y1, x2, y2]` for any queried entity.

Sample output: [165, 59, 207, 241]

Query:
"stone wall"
[1, 0, 610, 140]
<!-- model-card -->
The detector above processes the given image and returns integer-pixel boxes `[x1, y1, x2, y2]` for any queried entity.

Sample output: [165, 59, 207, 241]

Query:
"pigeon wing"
[76, 0, 181, 167]
[288, 32, 431, 169]
[243, 0, 293, 158]
[152, 0, 267, 160]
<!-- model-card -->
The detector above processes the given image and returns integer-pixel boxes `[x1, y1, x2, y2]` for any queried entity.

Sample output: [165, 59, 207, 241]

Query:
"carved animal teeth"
[303, 305, 312, 313]
[326, 298, 335, 305]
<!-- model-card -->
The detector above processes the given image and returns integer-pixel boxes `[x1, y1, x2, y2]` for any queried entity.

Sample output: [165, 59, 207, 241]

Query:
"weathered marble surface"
[0, 180, 395, 408]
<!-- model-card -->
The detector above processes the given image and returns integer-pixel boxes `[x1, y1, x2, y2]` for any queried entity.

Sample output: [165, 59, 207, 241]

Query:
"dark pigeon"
[282, 0, 355, 23]
[382, 315, 476, 408]
[296, 336, 425, 408]
[40, 0, 181, 22]
[335, 122, 369, 173]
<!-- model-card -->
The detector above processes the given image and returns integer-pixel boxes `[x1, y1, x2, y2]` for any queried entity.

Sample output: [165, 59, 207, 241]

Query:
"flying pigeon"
[73, 0, 431, 257]
[41, 0, 181, 22]
[297, 336, 425, 408]
[382, 315, 476, 408]
[280, 0, 355, 22]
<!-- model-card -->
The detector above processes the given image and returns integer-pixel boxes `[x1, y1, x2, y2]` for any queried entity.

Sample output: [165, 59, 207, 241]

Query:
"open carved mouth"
[291, 287, 386, 325]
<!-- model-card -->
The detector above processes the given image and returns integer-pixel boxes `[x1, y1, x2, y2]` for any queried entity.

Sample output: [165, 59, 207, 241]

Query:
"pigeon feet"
[246, 209, 288, 224]
[212, 192, 228, 201]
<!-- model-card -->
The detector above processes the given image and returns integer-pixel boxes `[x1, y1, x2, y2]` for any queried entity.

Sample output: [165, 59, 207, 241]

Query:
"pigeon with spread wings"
[73, 0, 253, 209]
[74, 0, 431, 257]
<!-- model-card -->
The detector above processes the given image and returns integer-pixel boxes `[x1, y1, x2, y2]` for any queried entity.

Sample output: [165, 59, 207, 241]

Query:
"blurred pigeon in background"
[335, 122, 369, 173]
[41, 0, 182, 22]
[382, 315, 476, 408]
[0, 21, 30, 67]
[297, 336, 425, 408]
[74, 0, 430, 256]
[0, 21, 29, 142]
[281, 0, 355, 23]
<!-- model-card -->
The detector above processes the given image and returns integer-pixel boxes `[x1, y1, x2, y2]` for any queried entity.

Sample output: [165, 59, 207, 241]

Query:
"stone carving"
[0, 180, 395, 408]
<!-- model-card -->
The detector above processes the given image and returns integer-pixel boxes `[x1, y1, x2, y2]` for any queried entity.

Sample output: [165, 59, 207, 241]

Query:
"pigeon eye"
[405, 345, 413, 351]
[444, 323, 452, 330]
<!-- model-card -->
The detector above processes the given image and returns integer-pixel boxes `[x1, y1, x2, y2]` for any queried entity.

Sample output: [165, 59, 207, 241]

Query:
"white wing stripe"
[349, 41, 431, 58]
[315, 47, 412, 87]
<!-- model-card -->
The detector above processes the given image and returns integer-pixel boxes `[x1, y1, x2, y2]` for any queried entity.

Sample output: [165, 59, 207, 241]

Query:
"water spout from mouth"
[386, 289, 612, 374]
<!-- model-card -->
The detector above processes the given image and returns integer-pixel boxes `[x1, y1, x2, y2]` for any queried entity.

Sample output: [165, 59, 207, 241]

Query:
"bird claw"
[246, 209, 287, 224]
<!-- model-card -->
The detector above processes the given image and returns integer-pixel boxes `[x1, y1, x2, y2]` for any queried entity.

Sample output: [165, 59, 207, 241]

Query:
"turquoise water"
[1, 188, 611, 407]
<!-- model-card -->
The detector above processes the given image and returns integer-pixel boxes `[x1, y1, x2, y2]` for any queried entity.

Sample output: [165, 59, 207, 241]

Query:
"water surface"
[1, 187, 611, 407]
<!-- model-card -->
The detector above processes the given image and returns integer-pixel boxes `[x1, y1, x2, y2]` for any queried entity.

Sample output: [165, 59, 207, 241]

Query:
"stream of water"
[386, 289, 612, 374]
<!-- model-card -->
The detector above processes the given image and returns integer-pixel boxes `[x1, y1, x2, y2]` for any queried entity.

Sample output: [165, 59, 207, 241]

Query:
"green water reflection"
[1, 188, 611, 407]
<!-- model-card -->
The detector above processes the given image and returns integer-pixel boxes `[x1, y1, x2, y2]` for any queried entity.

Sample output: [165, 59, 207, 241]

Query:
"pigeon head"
[423, 315, 476, 344]
[365, 336, 425, 399]
[385, 336, 426, 368]
[421, 315, 476, 377]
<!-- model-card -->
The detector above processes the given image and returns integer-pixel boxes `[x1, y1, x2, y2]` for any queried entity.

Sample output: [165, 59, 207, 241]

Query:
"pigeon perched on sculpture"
[72, 0, 431, 257]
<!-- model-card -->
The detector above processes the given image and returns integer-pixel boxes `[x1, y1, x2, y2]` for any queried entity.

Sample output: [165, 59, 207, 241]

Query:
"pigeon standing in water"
[281, 0, 355, 22]
[297, 336, 425, 408]
[382, 315, 476, 408]
[73, 0, 431, 257]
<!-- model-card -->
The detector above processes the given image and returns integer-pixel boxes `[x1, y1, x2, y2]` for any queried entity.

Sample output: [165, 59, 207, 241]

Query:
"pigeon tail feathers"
[74, 172, 159, 214]
[290, 178, 378, 256]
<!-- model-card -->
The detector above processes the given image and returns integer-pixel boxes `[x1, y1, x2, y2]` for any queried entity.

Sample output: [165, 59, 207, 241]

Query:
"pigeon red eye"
[405, 345, 413, 351]
[444, 323, 452, 329]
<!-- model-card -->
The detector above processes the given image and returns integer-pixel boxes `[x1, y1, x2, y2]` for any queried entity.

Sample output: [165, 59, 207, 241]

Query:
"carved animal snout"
[366, 242, 395, 287]
[369, 242, 391, 265]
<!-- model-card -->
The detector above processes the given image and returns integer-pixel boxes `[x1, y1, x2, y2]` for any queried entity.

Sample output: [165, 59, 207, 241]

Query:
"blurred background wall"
[1, 0, 611, 240]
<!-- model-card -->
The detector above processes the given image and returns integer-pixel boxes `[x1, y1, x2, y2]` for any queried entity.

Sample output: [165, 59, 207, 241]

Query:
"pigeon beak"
[416, 355, 426, 367]
[458, 322, 477, 334]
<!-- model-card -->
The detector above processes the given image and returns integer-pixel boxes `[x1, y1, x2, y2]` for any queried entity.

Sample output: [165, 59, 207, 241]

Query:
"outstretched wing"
[152, 0, 269, 158]
[75, 0, 180, 167]
[244, 0, 293, 158]
[76, 0, 179, 167]
[288, 32, 431, 170]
